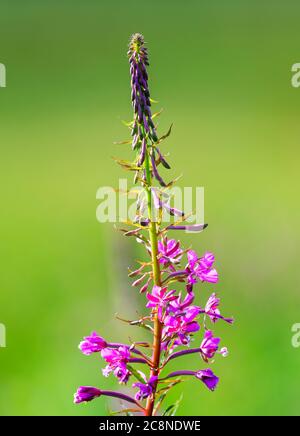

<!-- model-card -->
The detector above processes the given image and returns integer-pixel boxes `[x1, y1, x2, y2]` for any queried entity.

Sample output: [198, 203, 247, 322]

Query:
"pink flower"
[199, 330, 220, 361]
[167, 290, 195, 314]
[101, 346, 131, 383]
[74, 386, 102, 403]
[187, 250, 218, 284]
[146, 286, 177, 320]
[163, 306, 200, 345]
[158, 238, 183, 265]
[79, 332, 107, 355]
[133, 374, 157, 401]
[199, 252, 215, 269]
[195, 369, 219, 391]
[205, 293, 221, 321]
[203, 293, 233, 324]
[164, 368, 219, 392]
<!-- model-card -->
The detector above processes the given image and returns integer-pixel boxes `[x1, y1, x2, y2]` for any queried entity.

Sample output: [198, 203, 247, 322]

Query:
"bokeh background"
[1, 0, 300, 416]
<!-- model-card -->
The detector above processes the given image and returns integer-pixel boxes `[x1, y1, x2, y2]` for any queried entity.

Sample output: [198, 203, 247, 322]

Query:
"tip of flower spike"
[129, 33, 144, 47]
[128, 33, 146, 57]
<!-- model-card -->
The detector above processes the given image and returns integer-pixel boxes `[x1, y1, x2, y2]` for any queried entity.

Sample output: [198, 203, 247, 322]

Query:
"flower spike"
[75, 33, 232, 416]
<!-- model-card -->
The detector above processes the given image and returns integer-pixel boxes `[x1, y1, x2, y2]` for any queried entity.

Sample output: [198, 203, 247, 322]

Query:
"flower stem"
[101, 390, 144, 410]
[144, 144, 163, 416]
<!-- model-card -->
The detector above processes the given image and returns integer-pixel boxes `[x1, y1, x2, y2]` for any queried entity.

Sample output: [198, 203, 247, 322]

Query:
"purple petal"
[195, 369, 219, 391]
[185, 321, 200, 333]
[199, 268, 218, 283]
[167, 223, 208, 232]
[187, 250, 198, 268]
[79, 332, 107, 355]
[74, 386, 102, 404]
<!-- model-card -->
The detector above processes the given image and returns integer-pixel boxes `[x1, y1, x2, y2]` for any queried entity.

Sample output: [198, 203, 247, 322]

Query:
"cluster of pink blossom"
[75, 240, 232, 411]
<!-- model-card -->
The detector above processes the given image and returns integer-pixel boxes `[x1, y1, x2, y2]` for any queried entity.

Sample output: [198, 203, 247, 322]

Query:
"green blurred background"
[1, 0, 300, 416]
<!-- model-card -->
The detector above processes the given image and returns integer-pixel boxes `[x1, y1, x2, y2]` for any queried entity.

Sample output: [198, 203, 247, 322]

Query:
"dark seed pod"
[156, 147, 171, 169]
[137, 139, 147, 166]
[151, 151, 166, 187]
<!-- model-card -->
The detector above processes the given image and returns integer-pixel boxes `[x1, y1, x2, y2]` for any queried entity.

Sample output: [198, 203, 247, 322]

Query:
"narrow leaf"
[127, 365, 147, 384]
[157, 123, 173, 144]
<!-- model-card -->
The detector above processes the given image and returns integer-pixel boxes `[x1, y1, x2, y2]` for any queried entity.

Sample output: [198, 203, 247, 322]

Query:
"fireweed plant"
[74, 34, 233, 416]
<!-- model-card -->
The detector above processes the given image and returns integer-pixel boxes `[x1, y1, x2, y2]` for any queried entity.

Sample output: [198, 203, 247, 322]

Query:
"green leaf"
[157, 123, 173, 144]
[109, 408, 136, 416]
[163, 393, 183, 416]
[130, 320, 154, 332]
[121, 120, 134, 127]
[154, 391, 167, 413]
[152, 109, 163, 119]
[112, 157, 140, 171]
[127, 365, 146, 384]
[113, 139, 132, 145]
[115, 314, 153, 332]
[154, 379, 182, 415]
